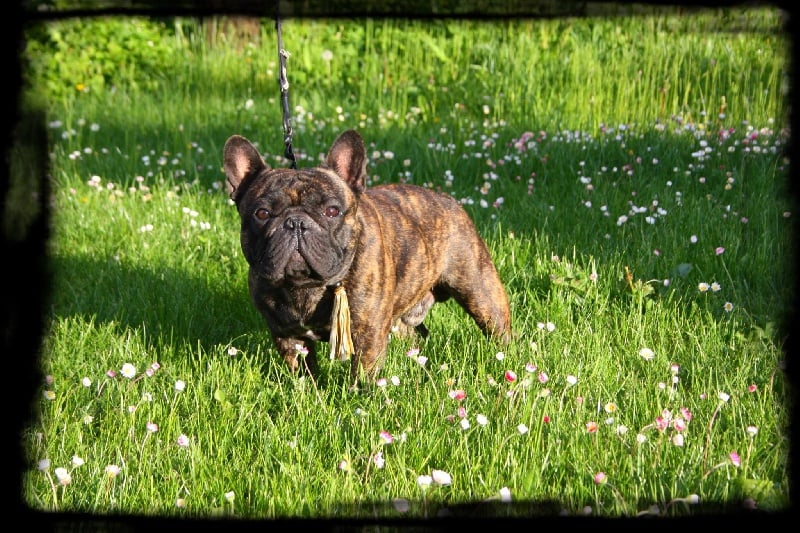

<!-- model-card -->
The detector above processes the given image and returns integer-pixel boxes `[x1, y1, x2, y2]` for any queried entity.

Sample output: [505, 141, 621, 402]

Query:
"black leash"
[275, 11, 297, 169]
[275, 8, 353, 362]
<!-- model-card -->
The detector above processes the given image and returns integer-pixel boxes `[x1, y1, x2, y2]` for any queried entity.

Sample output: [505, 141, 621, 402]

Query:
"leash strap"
[275, 10, 354, 363]
[275, 15, 297, 169]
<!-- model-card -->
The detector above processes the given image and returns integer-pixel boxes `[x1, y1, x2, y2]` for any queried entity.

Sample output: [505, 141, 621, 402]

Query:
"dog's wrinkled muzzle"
[252, 214, 345, 287]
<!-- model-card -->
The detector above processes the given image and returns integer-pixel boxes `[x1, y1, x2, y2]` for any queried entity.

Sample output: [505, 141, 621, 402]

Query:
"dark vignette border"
[4, 0, 796, 530]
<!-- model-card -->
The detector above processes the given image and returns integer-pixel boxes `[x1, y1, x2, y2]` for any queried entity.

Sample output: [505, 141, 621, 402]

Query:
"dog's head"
[223, 130, 368, 288]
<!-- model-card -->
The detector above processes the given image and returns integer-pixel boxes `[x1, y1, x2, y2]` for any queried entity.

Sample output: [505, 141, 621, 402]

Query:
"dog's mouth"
[254, 229, 350, 288]
[281, 249, 324, 286]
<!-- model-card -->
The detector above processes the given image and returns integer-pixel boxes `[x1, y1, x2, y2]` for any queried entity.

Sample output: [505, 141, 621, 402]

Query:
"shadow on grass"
[44, 252, 371, 393]
[47, 253, 261, 352]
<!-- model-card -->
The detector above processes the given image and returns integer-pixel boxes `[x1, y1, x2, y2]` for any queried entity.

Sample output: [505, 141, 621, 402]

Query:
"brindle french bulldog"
[223, 130, 511, 386]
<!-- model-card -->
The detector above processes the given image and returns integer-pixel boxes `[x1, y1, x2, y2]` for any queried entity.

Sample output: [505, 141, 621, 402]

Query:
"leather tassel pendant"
[329, 284, 355, 361]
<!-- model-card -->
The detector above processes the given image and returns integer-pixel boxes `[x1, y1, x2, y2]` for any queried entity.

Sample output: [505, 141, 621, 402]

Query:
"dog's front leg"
[348, 319, 392, 388]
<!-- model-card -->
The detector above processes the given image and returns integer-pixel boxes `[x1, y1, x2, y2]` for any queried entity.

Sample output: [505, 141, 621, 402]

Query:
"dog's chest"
[254, 283, 334, 339]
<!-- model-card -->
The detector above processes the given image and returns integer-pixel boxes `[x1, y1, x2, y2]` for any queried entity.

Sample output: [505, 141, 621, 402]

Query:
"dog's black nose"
[284, 217, 307, 232]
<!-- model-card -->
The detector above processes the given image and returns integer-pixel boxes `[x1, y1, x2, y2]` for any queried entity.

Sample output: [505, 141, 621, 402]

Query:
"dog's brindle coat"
[224, 130, 511, 385]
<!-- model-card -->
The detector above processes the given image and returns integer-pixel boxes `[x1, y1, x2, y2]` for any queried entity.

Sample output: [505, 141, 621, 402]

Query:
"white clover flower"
[120, 363, 136, 379]
[373, 451, 385, 469]
[432, 469, 452, 485]
[54, 467, 71, 485]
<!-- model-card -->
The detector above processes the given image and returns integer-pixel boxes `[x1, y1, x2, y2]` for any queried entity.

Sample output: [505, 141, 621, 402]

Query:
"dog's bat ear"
[326, 130, 367, 195]
[223, 135, 269, 198]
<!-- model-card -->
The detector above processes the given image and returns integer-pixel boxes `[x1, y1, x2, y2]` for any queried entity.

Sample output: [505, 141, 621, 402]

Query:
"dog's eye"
[324, 206, 341, 218]
[254, 208, 270, 221]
